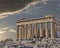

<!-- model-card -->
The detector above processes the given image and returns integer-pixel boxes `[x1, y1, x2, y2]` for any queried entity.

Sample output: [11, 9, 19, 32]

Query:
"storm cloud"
[0, 0, 59, 19]
[0, 0, 35, 12]
[0, 0, 58, 12]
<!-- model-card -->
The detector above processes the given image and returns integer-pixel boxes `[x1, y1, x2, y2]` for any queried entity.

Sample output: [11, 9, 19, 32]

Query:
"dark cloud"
[0, 0, 35, 12]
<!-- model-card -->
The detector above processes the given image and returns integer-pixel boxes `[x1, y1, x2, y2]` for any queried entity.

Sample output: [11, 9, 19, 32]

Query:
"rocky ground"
[0, 38, 60, 48]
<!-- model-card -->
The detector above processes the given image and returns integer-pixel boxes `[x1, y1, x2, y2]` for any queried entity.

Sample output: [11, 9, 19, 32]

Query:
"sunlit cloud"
[9, 29, 16, 33]
[0, 0, 57, 19]
[24, 7, 43, 14]
[0, 27, 16, 34]
[0, 1, 40, 19]
[0, 7, 29, 19]
[0, 0, 48, 19]
[1, 27, 9, 30]
[0, 30, 6, 34]
[0, 27, 9, 34]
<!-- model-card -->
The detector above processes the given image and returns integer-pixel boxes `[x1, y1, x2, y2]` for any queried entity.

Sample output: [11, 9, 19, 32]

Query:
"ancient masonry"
[16, 15, 60, 39]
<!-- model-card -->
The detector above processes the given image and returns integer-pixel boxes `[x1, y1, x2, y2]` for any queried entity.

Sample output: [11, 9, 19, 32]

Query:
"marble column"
[34, 24, 37, 38]
[25, 25, 28, 39]
[27, 25, 30, 39]
[21, 25, 23, 39]
[19, 25, 22, 39]
[27, 24, 32, 39]
[17, 25, 19, 39]
[51, 22, 55, 38]
[32, 24, 34, 38]
[29, 24, 32, 39]
[54, 23, 57, 37]
[26, 24, 29, 39]
[23, 25, 26, 39]
[40, 23, 43, 37]
[24, 25, 27, 39]
[46, 23, 48, 38]
[21, 25, 24, 39]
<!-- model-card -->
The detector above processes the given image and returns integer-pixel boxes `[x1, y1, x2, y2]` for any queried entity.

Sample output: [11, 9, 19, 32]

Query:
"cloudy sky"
[0, 0, 60, 40]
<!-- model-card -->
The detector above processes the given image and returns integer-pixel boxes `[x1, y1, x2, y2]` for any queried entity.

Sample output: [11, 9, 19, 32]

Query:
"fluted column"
[23, 25, 26, 39]
[46, 22, 48, 38]
[19, 25, 22, 39]
[28, 24, 30, 39]
[51, 22, 55, 38]
[17, 25, 19, 39]
[34, 24, 37, 38]
[54, 23, 57, 37]
[40, 23, 43, 37]
[26, 25, 29, 39]
[27, 24, 32, 39]
[21, 25, 23, 39]
[21, 25, 25, 39]
[29, 24, 32, 39]
[26, 25, 28, 39]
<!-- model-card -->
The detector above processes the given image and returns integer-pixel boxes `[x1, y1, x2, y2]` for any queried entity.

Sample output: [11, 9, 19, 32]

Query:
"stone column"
[27, 24, 32, 39]
[26, 24, 29, 39]
[25, 25, 28, 39]
[28, 24, 31, 39]
[34, 24, 37, 38]
[27, 25, 30, 39]
[17, 25, 19, 39]
[21, 25, 23, 39]
[19, 25, 22, 39]
[51, 22, 55, 38]
[40, 23, 43, 37]
[29, 24, 32, 39]
[24, 25, 27, 39]
[46, 22, 48, 38]
[21, 25, 24, 39]
[23, 25, 26, 39]
[32, 24, 34, 38]
[54, 23, 57, 37]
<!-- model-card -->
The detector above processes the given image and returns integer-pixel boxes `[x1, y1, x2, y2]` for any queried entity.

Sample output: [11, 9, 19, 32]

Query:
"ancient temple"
[16, 15, 60, 39]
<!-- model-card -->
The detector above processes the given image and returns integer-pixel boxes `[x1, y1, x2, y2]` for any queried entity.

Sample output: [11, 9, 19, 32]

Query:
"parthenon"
[16, 15, 60, 39]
